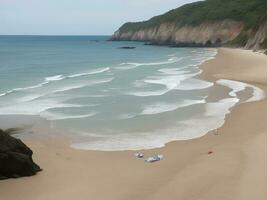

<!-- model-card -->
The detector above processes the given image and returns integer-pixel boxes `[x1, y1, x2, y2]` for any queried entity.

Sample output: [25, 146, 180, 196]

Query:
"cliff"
[111, 0, 267, 51]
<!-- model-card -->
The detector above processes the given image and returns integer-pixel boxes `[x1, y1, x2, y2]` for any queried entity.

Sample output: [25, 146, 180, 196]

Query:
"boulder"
[0, 129, 41, 180]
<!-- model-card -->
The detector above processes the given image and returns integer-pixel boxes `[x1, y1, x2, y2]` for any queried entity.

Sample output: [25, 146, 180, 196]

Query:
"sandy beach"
[1, 48, 267, 200]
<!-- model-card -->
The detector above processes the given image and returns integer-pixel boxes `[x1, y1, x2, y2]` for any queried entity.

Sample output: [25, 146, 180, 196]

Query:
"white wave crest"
[45, 75, 65, 82]
[128, 74, 189, 97]
[0, 81, 49, 97]
[141, 99, 205, 115]
[127, 89, 169, 97]
[176, 78, 214, 90]
[68, 67, 110, 78]
[121, 57, 182, 67]
[0, 99, 83, 115]
[42, 112, 97, 120]
[158, 68, 190, 75]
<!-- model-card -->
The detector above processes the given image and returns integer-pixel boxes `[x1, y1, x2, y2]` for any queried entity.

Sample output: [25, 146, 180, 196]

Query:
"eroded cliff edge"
[111, 0, 267, 52]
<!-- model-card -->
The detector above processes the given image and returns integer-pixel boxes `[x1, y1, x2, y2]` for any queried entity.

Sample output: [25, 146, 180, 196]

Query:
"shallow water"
[0, 36, 264, 150]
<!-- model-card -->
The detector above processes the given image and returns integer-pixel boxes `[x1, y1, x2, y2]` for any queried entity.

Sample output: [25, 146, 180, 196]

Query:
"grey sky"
[0, 0, 198, 35]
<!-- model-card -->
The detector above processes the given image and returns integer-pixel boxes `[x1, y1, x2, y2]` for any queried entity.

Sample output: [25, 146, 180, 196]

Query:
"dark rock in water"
[118, 46, 136, 49]
[0, 129, 41, 180]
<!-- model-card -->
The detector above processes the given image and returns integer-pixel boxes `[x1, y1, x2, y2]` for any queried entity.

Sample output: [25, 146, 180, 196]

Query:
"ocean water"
[0, 36, 264, 151]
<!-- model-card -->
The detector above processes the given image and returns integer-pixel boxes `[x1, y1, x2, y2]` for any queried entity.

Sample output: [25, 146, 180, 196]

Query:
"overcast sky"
[0, 0, 198, 35]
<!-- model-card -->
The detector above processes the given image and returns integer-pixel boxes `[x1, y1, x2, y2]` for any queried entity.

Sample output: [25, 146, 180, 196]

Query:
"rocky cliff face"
[112, 20, 267, 51]
[112, 20, 244, 46]
[246, 22, 267, 50]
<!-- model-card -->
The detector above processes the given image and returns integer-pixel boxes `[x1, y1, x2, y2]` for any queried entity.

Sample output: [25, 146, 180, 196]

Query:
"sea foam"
[141, 99, 205, 115]
[120, 57, 182, 67]
[42, 112, 97, 120]
[216, 79, 265, 102]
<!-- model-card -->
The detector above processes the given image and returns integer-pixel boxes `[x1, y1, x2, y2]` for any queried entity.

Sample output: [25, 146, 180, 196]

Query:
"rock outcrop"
[0, 129, 41, 180]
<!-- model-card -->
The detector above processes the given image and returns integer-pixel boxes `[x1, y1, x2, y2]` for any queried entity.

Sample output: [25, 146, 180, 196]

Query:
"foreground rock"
[0, 129, 41, 180]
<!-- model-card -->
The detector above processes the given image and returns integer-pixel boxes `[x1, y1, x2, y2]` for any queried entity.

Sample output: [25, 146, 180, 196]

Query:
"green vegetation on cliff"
[119, 0, 267, 33]
[261, 38, 267, 49]
[229, 31, 249, 47]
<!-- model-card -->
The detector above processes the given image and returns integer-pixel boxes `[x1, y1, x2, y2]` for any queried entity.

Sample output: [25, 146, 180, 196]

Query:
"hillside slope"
[112, 0, 267, 51]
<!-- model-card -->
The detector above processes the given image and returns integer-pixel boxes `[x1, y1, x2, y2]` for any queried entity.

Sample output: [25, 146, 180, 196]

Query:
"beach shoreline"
[1, 48, 267, 200]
